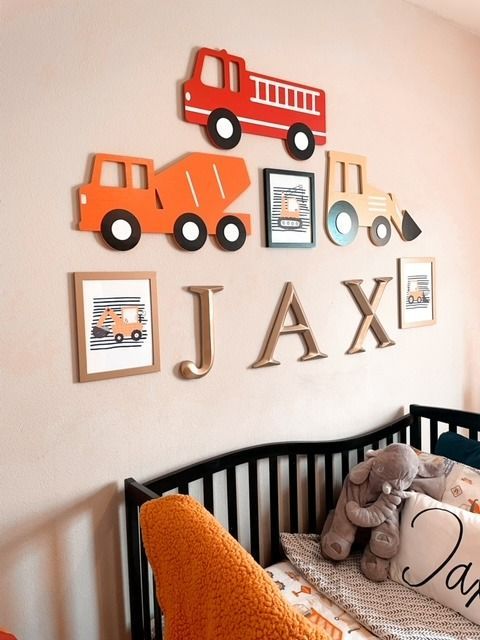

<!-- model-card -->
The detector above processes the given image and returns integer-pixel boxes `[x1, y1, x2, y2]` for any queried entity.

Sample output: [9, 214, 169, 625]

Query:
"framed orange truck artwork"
[183, 47, 327, 160]
[398, 258, 436, 329]
[325, 151, 422, 247]
[74, 272, 160, 382]
[78, 152, 251, 252]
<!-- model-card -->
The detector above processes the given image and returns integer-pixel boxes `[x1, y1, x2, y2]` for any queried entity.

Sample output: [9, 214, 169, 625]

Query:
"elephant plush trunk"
[345, 491, 402, 527]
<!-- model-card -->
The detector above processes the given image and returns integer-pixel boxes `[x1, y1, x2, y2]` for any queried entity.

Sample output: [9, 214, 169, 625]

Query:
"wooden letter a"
[252, 282, 327, 368]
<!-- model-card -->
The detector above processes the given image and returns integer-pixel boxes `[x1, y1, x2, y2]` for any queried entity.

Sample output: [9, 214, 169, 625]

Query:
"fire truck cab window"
[100, 161, 126, 188]
[348, 163, 363, 194]
[131, 164, 148, 189]
[201, 55, 224, 88]
[229, 61, 239, 92]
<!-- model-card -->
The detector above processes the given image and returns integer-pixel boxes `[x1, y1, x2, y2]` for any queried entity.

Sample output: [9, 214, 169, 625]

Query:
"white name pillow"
[390, 492, 480, 625]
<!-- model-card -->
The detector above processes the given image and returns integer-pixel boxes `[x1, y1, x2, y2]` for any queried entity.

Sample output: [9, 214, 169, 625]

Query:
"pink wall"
[1, 0, 479, 638]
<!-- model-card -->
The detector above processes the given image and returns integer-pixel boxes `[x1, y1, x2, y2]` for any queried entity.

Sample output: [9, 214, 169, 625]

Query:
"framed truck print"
[398, 258, 436, 328]
[264, 169, 315, 248]
[74, 272, 160, 382]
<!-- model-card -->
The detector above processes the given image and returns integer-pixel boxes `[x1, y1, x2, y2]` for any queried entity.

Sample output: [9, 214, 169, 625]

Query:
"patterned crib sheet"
[280, 533, 480, 640]
[266, 559, 378, 640]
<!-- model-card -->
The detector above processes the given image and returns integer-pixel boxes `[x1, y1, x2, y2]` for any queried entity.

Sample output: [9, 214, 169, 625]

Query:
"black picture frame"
[263, 168, 316, 248]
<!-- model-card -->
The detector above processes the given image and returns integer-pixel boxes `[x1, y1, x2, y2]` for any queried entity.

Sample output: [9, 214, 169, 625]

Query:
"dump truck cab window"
[201, 54, 224, 88]
[100, 161, 126, 187]
[131, 163, 148, 189]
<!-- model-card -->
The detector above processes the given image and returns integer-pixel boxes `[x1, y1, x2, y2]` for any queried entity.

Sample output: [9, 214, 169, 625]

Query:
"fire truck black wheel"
[286, 123, 315, 160]
[114, 333, 124, 343]
[131, 329, 142, 341]
[327, 201, 359, 246]
[173, 213, 208, 251]
[369, 216, 392, 246]
[101, 210, 141, 251]
[215, 216, 247, 251]
[207, 109, 242, 150]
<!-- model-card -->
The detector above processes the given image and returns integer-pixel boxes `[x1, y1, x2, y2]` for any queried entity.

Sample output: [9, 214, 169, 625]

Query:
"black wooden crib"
[125, 404, 480, 640]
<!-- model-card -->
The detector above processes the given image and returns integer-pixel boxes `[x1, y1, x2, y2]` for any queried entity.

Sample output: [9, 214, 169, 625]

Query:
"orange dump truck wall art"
[78, 152, 251, 251]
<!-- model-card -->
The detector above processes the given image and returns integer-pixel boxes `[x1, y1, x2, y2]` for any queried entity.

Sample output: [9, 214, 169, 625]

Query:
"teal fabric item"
[434, 431, 480, 469]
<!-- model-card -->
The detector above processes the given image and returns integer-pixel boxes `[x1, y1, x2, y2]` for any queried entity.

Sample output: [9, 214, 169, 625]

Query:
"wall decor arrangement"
[325, 151, 422, 247]
[74, 272, 160, 382]
[263, 169, 315, 248]
[183, 46, 327, 159]
[398, 258, 436, 328]
[78, 152, 251, 252]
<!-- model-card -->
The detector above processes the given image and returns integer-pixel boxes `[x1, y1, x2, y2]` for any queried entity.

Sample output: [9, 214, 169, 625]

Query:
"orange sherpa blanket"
[140, 494, 332, 640]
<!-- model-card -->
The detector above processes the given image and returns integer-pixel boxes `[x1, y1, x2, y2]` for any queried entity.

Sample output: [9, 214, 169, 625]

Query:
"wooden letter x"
[343, 278, 395, 354]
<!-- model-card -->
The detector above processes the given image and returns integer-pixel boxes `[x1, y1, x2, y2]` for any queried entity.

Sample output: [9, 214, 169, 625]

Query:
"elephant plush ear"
[349, 458, 375, 485]
[417, 455, 445, 478]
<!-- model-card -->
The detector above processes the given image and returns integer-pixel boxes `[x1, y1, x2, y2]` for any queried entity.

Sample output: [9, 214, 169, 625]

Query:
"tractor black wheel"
[369, 216, 392, 246]
[101, 209, 141, 251]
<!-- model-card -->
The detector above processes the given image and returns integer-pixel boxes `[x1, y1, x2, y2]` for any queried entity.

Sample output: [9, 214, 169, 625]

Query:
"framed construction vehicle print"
[74, 272, 160, 382]
[263, 169, 315, 248]
[398, 258, 436, 329]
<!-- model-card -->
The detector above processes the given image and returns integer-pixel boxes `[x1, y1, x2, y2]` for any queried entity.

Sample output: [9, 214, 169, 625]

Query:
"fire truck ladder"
[249, 75, 320, 115]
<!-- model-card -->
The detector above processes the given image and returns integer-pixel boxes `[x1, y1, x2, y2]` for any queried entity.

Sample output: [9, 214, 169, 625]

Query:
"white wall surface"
[1, 1, 479, 638]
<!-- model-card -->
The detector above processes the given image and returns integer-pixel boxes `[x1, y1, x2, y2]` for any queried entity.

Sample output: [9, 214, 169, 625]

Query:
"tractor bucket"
[401, 210, 422, 241]
[92, 326, 110, 338]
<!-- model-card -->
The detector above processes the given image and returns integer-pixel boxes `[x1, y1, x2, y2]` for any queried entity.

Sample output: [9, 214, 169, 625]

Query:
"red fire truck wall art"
[183, 47, 327, 160]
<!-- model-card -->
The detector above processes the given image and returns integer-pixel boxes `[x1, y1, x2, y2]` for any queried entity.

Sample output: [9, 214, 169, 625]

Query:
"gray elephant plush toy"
[320, 443, 445, 581]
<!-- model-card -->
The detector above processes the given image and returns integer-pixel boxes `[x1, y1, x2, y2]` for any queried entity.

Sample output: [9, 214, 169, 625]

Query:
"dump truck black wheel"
[369, 216, 391, 246]
[173, 213, 208, 251]
[114, 333, 124, 343]
[101, 210, 141, 251]
[207, 109, 241, 149]
[131, 329, 142, 341]
[216, 216, 247, 251]
[327, 201, 359, 246]
[286, 123, 315, 160]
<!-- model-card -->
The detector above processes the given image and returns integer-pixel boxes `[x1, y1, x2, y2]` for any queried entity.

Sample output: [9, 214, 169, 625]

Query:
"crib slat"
[430, 419, 439, 451]
[289, 455, 298, 532]
[469, 428, 478, 441]
[178, 482, 188, 495]
[307, 453, 316, 532]
[140, 544, 152, 640]
[153, 579, 163, 640]
[269, 456, 280, 562]
[448, 422, 456, 433]
[399, 426, 407, 443]
[341, 450, 349, 481]
[357, 446, 365, 463]
[203, 473, 214, 513]
[126, 502, 144, 640]
[324, 453, 334, 513]
[227, 466, 238, 539]
[248, 460, 260, 563]
[386, 433, 394, 445]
